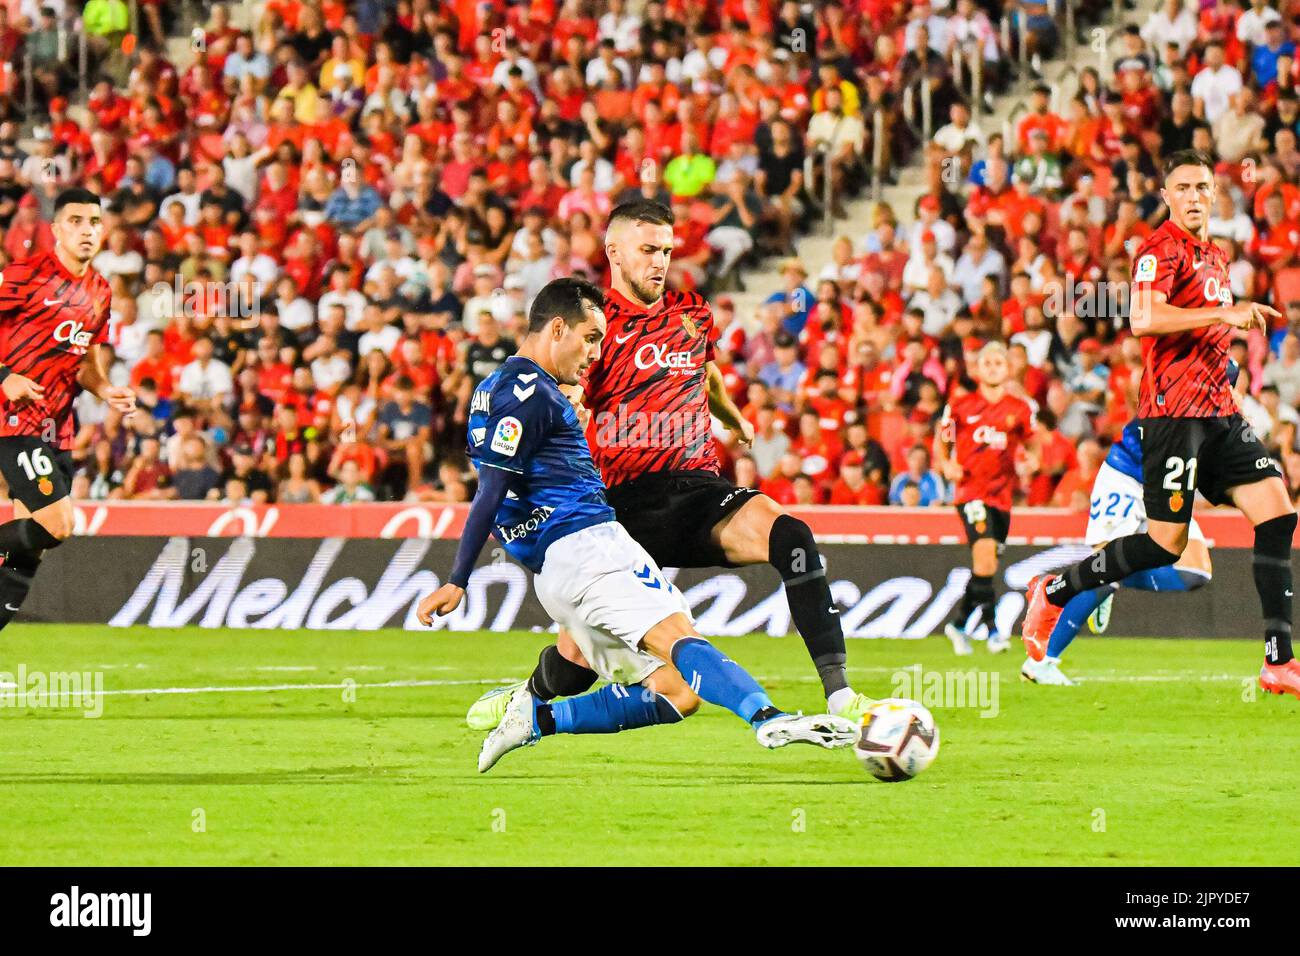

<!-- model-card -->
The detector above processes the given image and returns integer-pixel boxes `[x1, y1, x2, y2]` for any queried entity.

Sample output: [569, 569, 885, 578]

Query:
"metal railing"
[871, 110, 885, 202]
[901, 75, 934, 144]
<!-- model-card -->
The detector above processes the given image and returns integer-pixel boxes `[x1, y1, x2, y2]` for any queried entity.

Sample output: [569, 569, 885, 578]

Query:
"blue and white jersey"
[1104, 419, 1144, 483]
[467, 355, 614, 573]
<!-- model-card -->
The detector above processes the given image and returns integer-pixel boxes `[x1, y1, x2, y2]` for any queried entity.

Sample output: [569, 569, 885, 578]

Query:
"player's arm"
[1129, 243, 1279, 337]
[77, 344, 135, 416]
[417, 465, 511, 624]
[933, 406, 962, 482]
[705, 360, 753, 445]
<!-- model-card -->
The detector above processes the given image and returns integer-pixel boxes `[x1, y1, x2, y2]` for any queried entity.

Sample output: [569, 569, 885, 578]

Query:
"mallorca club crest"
[1169, 490, 1184, 513]
[37, 477, 53, 496]
[680, 312, 699, 338]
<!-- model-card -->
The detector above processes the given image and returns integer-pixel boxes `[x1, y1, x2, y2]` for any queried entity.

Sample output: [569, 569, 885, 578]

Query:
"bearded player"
[934, 341, 1037, 656]
[0, 188, 134, 629]
[1022, 150, 1300, 699]
[466, 199, 874, 729]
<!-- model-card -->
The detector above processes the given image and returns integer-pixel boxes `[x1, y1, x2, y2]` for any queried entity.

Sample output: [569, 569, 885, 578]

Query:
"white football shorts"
[1086, 461, 1204, 547]
[533, 521, 693, 685]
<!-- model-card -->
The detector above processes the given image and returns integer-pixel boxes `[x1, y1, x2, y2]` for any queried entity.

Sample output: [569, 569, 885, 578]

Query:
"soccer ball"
[854, 698, 940, 782]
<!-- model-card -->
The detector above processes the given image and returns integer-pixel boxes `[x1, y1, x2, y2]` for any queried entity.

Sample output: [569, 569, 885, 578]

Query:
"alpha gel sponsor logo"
[54, 318, 94, 352]
[971, 425, 1008, 450]
[634, 341, 696, 372]
[1203, 275, 1231, 305]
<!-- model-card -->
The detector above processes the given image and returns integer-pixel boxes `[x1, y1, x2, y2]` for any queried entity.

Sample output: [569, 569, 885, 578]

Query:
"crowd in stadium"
[1, 0, 1300, 509]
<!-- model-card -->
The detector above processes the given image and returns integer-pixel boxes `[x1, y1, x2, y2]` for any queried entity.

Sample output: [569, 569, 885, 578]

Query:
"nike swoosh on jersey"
[615, 332, 635, 343]
[43, 298, 61, 305]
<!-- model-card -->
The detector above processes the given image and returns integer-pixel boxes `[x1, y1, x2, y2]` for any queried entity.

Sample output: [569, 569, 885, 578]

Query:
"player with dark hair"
[465, 201, 875, 730]
[934, 340, 1038, 655]
[417, 277, 856, 772]
[1021, 150, 1300, 699]
[0, 188, 134, 629]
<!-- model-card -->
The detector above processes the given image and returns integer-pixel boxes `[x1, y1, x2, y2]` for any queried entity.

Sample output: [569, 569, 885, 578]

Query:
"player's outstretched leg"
[649, 620, 857, 750]
[477, 670, 693, 773]
[477, 613, 858, 772]
[1022, 528, 1184, 660]
[716, 497, 873, 721]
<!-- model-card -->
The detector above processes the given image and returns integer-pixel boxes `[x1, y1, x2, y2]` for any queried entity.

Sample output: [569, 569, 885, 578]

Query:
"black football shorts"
[1138, 414, 1282, 524]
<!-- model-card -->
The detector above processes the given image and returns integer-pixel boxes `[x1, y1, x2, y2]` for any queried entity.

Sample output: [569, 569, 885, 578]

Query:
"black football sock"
[0, 518, 61, 555]
[535, 703, 557, 736]
[769, 514, 850, 698]
[1252, 513, 1296, 665]
[948, 585, 975, 627]
[0, 550, 41, 630]
[967, 573, 997, 630]
[527, 644, 598, 701]
[1047, 533, 1181, 607]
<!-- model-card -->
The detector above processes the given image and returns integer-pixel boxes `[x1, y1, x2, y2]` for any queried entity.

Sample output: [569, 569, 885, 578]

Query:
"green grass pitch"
[0, 624, 1296, 866]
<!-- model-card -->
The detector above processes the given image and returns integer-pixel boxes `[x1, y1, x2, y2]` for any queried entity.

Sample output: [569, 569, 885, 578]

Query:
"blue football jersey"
[1105, 420, 1144, 482]
[467, 355, 614, 572]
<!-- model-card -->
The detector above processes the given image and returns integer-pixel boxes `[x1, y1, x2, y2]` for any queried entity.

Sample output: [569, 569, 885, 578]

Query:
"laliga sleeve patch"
[490, 416, 523, 457]
[1134, 254, 1157, 283]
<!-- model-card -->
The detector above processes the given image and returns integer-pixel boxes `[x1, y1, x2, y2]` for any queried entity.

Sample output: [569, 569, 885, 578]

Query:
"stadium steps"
[21, 0, 261, 150]
[726, 0, 1161, 326]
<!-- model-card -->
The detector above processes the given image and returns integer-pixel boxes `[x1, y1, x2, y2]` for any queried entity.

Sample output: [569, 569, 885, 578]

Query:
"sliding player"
[417, 278, 857, 772]
[1022, 150, 1300, 699]
[1021, 418, 1213, 685]
[0, 188, 134, 628]
[466, 200, 873, 729]
[934, 341, 1037, 655]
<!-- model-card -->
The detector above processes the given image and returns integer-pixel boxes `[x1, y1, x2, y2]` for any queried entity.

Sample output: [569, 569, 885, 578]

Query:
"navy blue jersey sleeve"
[448, 465, 511, 589]
[467, 371, 554, 475]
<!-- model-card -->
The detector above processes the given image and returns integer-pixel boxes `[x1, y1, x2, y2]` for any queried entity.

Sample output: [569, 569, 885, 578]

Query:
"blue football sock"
[548, 683, 683, 735]
[1121, 565, 1209, 592]
[671, 636, 777, 727]
[1046, 586, 1110, 659]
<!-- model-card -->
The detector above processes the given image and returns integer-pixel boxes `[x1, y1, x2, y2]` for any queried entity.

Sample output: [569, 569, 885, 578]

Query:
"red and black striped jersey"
[583, 288, 720, 489]
[0, 251, 112, 448]
[939, 388, 1035, 511]
[1130, 218, 1235, 419]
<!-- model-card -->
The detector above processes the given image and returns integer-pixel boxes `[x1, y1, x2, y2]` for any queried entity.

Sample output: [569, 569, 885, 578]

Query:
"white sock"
[827, 687, 858, 714]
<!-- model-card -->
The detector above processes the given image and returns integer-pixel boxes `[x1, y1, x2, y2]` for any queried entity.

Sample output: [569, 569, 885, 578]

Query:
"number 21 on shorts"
[1163, 455, 1197, 514]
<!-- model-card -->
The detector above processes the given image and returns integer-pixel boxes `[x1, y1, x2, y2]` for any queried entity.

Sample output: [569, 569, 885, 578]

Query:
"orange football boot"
[1259, 659, 1300, 700]
[1021, 574, 1063, 663]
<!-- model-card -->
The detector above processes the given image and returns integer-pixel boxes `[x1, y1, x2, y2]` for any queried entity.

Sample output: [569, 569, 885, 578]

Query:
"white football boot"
[1020, 656, 1075, 686]
[477, 685, 540, 773]
[944, 622, 974, 656]
[755, 713, 859, 750]
[986, 629, 1011, 654]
